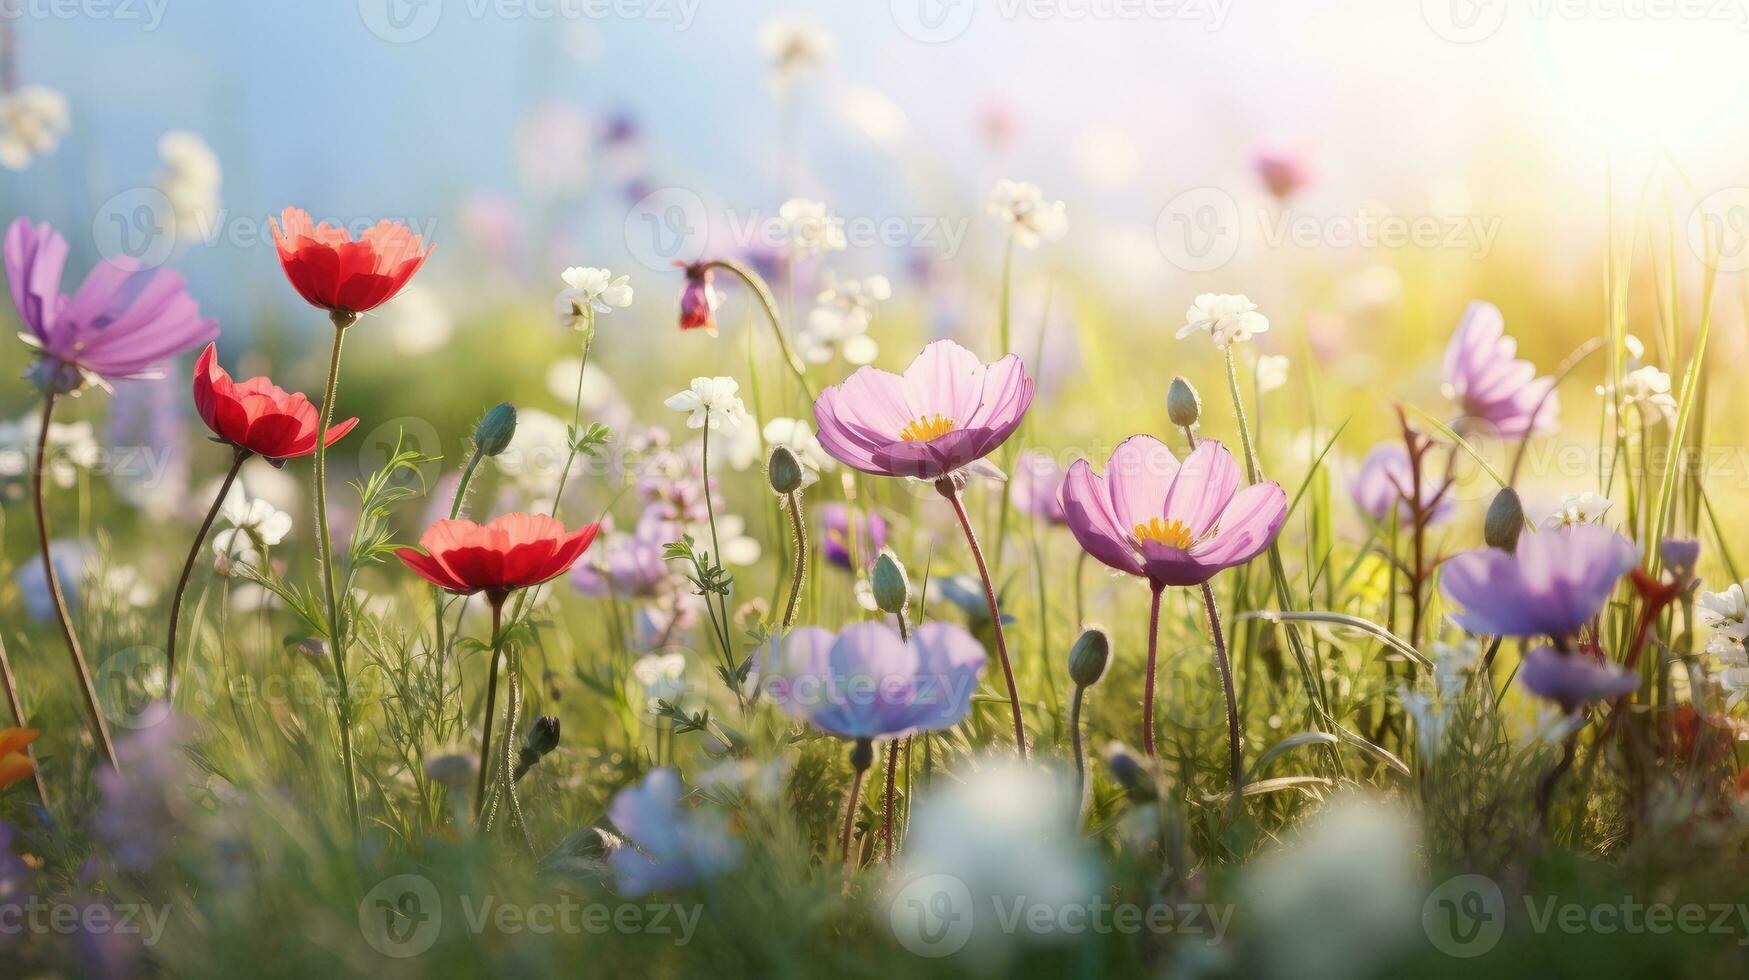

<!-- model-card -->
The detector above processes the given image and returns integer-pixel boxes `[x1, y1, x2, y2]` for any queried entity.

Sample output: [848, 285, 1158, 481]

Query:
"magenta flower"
[1442, 301, 1557, 439]
[1349, 442, 1453, 526]
[1440, 524, 1637, 639]
[1061, 436, 1287, 588]
[1252, 148, 1308, 200]
[813, 339, 1033, 481]
[7, 219, 218, 393]
[1011, 449, 1067, 526]
[820, 503, 887, 569]
[761, 621, 986, 740]
[1518, 646, 1638, 714]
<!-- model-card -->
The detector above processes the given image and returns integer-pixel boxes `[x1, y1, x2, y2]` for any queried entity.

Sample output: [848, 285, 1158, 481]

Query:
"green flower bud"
[1167, 377, 1201, 428]
[871, 550, 910, 615]
[1067, 627, 1111, 688]
[524, 715, 561, 757]
[474, 403, 518, 458]
[1484, 487, 1524, 552]
[767, 445, 804, 495]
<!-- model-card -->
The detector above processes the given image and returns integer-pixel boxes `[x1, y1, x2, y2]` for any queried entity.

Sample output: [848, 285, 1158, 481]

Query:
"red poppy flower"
[396, 513, 600, 598]
[270, 207, 432, 315]
[677, 261, 719, 334]
[192, 343, 359, 462]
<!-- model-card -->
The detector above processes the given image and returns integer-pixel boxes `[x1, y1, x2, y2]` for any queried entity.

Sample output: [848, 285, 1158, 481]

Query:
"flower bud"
[1661, 537, 1700, 582]
[1484, 487, 1524, 552]
[871, 550, 910, 615]
[1167, 377, 1201, 428]
[1067, 627, 1111, 688]
[474, 402, 517, 458]
[524, 715, 561, 757]
[767, 445, 804, 495]
[1102, 741, 1157, 801]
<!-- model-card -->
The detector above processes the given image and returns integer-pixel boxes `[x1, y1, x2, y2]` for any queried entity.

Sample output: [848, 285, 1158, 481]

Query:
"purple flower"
[819, 503, 886, 569]
[607, 768, 738, 897]
[1440, 524, 1638, 639]
[572, 527, 671, 598]
[1349, 442, 1453, 526]
[1442, 301, 1557, 439]
[1060, 436, 1287, 588]
[813, 339, 1033, 481]
[1010, 449, 1067, 525]
[761, 622, 986, 739]
[94, 708, 197, 871]
[1518, 646, 1638, 714]
[7, 219, 217, 394]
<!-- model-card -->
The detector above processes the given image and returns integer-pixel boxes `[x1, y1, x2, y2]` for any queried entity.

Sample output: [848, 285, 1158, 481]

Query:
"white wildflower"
[0, 85, 69, 171]
[986, 179, 1068, 249]
[1256, 354, 1290, 395]
[554, 266, 633, 329]
[632, 652, 688, 712]
[213, 484, 293, 568]
[1699, 583, 1749, 660]
[1545, 491, 1613, 528]
[665, 377, 750, 431]
[155, 130, 221, 243]
[758, 17, 832, 87]
[1178, 293, 1269, 349]
[777, 199, 846, 258]
[0, 413, 99, 490]
[798, 273, 888, 365]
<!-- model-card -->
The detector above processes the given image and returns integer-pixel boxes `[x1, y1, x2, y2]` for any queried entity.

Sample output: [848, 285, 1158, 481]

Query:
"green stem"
[942, 485, 1027, 756]
[167, 447, 249, 699]
[1201, 581, 1244, 794]
[1142, 582, 1163, 757]
[781, 491, 807, 629]
[32, 393, 119, 771]
[705, 258, 814, 400]
[314, 310, 360, 832]
[547, 311, 596, 517]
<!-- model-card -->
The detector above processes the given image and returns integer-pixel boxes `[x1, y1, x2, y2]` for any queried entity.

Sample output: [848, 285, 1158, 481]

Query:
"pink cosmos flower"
[7, 218, 217, 393]
[1060, 436, 1287, 588]
[1442, 301, 1557, 439]
[812, 339, 1033, 481]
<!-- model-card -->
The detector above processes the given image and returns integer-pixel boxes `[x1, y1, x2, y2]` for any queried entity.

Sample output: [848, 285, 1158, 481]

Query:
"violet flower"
[607, 768, 738, 897]
[1010, 449, 1067, 525]
[819, 503, 886, 569]
[1441, 301, 1557, 439]
[1518, 646, 1639, 714]
[95, 709, 197, 871]
[761, 621, 986, 739]
[7, 218, 218, 393]
[812, 339, 1032, 482]
[1440, 524, 1638, 639]
[1349, 442, 1453, 526]
[1060, 436, 1287, 589]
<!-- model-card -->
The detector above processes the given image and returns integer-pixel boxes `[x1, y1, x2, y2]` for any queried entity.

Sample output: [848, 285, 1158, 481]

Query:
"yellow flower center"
[899, 414, 956, 443]
[1132, 517, 1195, 550]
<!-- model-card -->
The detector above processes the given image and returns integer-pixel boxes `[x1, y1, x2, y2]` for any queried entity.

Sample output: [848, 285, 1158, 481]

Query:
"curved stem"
[781, 492, 807, 630]
[474, 591, 507, 820]
[1143, 583, 1163, 757]
[1222, 348, 1261, 483]
[435, 445, 486, 657]
[705, 258, 815, 400]
[167, 448, 248, 699]
[32, 393, 119, 770]
[943, 486, 1027, 756]
[1201, 581, 1244, 793]
[547, 313, 595, 518]
[314, 312, 360, 832]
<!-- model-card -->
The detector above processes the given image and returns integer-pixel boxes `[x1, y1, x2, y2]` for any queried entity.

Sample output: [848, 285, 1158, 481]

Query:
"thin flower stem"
[0, 633, 49, 807]
[474, 591, 507, 820]
[781, 491, 807, 630]
[167, 447, 249, 698]
[547, 311, 596, 516]
[1222, 348, 1261, 483]
[314, 311, 360, 832]
[1142, 582, 1164, 757]
[32, 393, 119, 771]
[943, 486, 1027, 756]
[705, 258, 815, 400]
[433, 445, 486, 657]
[841, 738, 872, 867]
[1070, 684, 1089, 819]
[1201, 581, 1244, 793]
[881, 739, 900, 862]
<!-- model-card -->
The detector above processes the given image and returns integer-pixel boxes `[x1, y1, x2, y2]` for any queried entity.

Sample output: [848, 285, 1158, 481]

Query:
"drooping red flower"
[192, 342, 358, 462]
[677, 261, 719, 334]
[270, 207, 432, 315]
[396, 513, 600, 598]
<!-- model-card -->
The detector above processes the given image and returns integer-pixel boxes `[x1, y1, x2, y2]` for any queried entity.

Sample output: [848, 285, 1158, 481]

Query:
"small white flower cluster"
[0, 85, 69, 171]
[798, 273, 889, 366]
[1178, 293, 1270, 349]
[213, 484, 293, 571]
[986, 179, 1068, 249]
[554, 266, 634, 330]
[155, 131, 222, 243]
[1698, 582, 1749, 706]
[1595, 335, 1677, 425]
[1545, 491, 1612, 529]
[665, 376, 751, 431]
[758, 17, 832, 87]
[778, 199, 847, 259]
[0, 412, 100, 497]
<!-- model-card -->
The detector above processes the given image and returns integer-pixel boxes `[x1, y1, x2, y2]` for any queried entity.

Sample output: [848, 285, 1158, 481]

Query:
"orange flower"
[0, 728, 39, 790]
